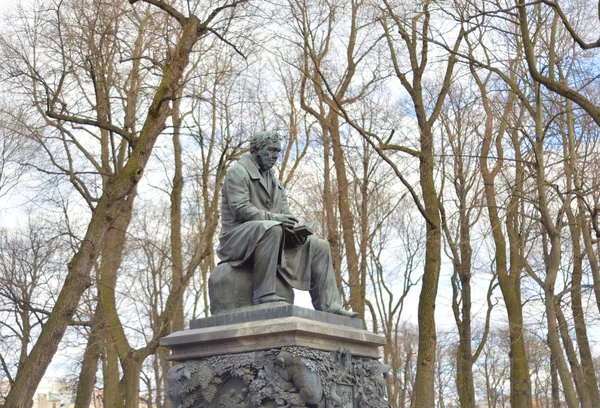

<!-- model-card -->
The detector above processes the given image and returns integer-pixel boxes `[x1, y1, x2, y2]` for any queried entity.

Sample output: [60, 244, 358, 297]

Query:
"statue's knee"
[264, 225, 284, 241]
[313, 238, 331, 256]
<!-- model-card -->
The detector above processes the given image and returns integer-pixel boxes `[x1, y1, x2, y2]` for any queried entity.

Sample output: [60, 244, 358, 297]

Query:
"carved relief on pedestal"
[167, 347, 390, 408]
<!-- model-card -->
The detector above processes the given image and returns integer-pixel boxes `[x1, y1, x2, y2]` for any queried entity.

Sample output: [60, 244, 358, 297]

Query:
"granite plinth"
[190, 302, 363, 330]
[160, 310, 385, 360]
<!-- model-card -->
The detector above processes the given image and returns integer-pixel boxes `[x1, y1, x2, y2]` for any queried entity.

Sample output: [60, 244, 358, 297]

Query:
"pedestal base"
[160, 305, 389, 408]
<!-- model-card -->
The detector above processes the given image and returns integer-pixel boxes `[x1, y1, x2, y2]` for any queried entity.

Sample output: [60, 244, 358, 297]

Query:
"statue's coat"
[217, 153, 311, 290]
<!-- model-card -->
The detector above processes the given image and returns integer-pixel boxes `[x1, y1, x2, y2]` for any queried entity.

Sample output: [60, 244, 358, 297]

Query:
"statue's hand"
[284, 227, 307, 248]
[272, 213, 298, 228]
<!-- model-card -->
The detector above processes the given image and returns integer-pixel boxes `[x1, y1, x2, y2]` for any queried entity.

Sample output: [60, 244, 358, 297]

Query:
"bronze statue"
[216, 131, 357, 317]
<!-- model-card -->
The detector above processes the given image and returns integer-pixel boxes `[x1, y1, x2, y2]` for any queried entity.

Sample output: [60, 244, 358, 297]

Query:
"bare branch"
[130, 0, 186, 25]
[46, 111, 134, 144]
[200, 1, 248, 32]
[539, 0, 600, 49]
[517, 0, 600, 126]
[208, 28, 247, 59]
[381, 142, 422, 157]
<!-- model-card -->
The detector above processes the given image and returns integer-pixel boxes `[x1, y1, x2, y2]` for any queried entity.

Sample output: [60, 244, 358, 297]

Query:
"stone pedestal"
[160, 303, 389, 408]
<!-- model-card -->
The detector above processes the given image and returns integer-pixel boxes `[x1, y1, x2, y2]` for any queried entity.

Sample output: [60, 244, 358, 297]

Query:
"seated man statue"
[216, 131, 358, 317]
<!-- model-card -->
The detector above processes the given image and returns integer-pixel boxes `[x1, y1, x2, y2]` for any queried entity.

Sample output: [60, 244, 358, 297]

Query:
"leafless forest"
[0, 0, 599, 407]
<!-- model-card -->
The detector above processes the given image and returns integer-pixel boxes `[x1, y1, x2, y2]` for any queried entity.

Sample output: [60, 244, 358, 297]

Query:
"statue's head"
[250, 131, 283, 171]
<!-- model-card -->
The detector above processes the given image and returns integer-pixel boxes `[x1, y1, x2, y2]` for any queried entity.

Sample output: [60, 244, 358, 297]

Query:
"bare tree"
[0, 112, 29, 200]
[284, 0, 384, 318]
[368, 205, 422, 408]
[0, 218, 64, 388]
[473, 329, 511, 408]
[0, 0, 248, 405]
[438, 85, 495, 408]
[354, 1, 469, 404]
[517, 0, 600, 125]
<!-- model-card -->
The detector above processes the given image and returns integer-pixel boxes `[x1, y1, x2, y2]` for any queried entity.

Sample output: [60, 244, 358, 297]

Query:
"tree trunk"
[455, 244, 475, 408]
[399, 344, 412, 408]
[481, 138, 532, 407]
[120, 358, 144, 408]
[74, 306, 103, 407]
[329, 114, 362, 317]
[532, 84, 578, 408]
[570, 242, 600, 405]
[377, 3, 464, 402]
[556, 303, 590, 407]
[545, 287, 578, 407]
[103, 339, 120, 408]
[159, 348, 171, 408]
[444, 117, 477, 408]
[550, 348, 560, 408]
[498, 278, 531, 408]
[321, 127, 344, 296]
[170, 96, 185, 332]
[413, 125, 441, 407]
[562, 99, 600, 406]
[99, 192, 138, 407]
[473, 56, 532, 406]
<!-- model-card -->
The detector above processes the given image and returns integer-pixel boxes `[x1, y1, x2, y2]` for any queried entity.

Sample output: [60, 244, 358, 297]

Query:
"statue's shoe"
[333, 308, 359, 318]
[253, 294, 286, 305]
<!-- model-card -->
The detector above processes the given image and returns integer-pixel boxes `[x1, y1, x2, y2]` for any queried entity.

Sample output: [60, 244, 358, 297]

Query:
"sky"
[0, 0, 12, 12]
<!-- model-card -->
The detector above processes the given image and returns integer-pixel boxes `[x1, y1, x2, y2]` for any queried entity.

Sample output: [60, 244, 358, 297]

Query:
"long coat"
[217, 153, 311, 289]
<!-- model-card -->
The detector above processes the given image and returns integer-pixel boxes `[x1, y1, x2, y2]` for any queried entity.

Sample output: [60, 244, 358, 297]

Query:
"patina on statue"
[216, 131, 357, 317]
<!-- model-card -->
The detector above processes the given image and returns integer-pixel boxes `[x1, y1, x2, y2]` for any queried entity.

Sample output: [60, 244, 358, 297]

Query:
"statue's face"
[254, 140, 282, 171]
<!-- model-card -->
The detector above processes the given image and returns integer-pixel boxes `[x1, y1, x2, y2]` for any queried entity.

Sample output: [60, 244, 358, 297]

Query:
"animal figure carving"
[275, 350, 324, 406]
[167, 364, 191, 408]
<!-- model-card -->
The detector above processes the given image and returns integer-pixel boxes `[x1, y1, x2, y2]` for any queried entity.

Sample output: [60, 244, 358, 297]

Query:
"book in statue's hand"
[291, 221, 318, 239]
